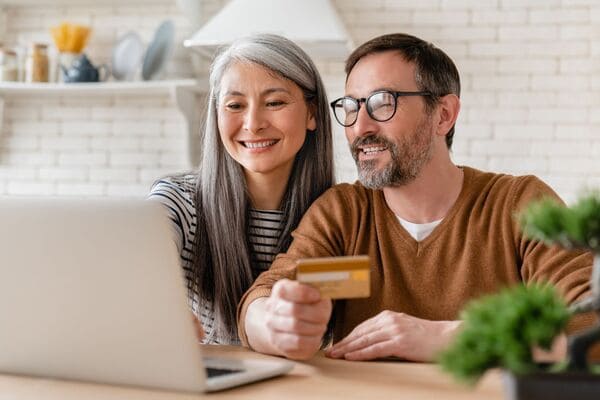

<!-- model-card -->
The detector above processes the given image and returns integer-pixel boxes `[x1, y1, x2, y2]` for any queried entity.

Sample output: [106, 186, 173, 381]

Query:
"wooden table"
[0, 345, 505, 399]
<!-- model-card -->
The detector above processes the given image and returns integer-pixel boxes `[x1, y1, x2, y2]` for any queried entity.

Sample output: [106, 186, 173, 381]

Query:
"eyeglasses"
[330, 90, 434, 127]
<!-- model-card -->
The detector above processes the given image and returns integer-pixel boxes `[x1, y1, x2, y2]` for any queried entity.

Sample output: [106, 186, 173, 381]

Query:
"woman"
[149, 34, 335, 344]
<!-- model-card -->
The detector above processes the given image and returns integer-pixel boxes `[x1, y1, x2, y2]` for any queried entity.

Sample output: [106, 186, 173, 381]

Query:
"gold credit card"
[295, 255, 370, 299]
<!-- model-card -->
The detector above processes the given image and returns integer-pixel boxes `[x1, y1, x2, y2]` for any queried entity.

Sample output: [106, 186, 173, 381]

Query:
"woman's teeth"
[243, 140, 277, 149]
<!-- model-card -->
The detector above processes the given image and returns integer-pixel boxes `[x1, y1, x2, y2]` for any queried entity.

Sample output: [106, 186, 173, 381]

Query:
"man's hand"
[246, 279, 332, 360]
[191, 312, 204, 342]
[326, 310, 461, 362]
[533, 333, 567, 363]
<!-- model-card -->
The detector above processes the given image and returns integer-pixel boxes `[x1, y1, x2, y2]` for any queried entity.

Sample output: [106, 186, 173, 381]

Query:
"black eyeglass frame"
[330, 90, 435, 127]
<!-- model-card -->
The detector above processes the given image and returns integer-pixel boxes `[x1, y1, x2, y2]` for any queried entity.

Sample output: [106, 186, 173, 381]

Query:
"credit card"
[295, 255, 370, 299]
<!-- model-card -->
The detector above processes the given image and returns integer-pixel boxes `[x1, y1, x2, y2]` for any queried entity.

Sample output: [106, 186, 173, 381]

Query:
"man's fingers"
[327, 315, 383, 352]
[267, 314, 328, 336]
[270, 298, 332, 324]
[328, 329, 388, 358]
[342, 311, 391, 340]
[269, 331, 324, 361]
[343, 340, 397, 361]
[263, 281, 332, 360]
[272, 279, 321, 303]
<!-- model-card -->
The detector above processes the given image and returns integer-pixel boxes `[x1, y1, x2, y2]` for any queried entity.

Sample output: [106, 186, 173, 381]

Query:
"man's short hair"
[345, 33, 461, 149]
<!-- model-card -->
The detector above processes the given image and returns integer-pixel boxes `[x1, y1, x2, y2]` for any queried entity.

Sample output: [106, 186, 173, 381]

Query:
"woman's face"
[217, 61, 316, 180]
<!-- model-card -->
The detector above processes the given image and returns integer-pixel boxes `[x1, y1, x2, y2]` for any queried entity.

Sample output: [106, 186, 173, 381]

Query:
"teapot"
[61, 53, 109, 83]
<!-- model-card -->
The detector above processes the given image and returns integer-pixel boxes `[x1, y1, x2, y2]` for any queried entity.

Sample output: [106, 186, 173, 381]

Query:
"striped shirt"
[148, 174, 284, 344]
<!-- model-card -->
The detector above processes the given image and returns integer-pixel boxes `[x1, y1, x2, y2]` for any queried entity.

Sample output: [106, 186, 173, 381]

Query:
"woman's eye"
[225, 103, 242, 111]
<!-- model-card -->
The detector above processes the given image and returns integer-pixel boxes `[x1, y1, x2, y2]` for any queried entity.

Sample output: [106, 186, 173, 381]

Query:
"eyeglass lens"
[333, 91, 397, 127]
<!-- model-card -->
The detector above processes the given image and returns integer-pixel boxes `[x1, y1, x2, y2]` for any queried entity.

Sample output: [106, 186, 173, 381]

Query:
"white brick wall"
[342, 0, 600, 203]
[0, 93, 188, 196]
[1, 0, 599, 203]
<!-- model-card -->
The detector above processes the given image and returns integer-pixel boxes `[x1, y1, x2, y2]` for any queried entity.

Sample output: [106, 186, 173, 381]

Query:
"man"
[237, 33, 593, 361]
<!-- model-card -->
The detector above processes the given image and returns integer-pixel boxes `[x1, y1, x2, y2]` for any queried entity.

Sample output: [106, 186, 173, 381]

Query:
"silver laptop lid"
[0, 198, 207, 392]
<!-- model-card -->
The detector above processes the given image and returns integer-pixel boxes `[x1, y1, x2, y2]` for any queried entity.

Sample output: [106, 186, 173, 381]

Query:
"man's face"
[345, 51, 436, 189]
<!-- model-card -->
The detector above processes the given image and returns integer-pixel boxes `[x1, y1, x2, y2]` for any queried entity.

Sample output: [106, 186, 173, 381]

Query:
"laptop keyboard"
[206, 366, 243, 378]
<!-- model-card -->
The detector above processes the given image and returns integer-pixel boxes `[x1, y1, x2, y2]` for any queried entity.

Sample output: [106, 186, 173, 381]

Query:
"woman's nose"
[243, 104, 268, 134]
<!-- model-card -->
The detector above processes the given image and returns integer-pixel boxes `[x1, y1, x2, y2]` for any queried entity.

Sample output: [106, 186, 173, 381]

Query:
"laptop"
[0, 197, 293, 392]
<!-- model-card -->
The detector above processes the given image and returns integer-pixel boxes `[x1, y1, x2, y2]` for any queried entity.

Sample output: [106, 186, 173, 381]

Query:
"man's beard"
[350, 116, 435, 189]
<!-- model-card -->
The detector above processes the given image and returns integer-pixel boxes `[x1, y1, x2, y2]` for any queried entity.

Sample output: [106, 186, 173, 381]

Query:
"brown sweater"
[237, 167, 594, 345]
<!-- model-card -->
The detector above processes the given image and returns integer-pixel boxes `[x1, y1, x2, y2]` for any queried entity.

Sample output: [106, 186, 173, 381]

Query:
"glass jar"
[25, 43, 49, 83]
[0, 48, 18, 82]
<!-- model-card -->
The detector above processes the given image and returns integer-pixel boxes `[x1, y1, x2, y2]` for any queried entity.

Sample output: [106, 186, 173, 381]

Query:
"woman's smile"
[239, 139, 280, 151]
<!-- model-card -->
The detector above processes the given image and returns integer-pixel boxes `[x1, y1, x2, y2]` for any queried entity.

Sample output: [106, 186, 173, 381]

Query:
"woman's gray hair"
[193, 33, 335, 340]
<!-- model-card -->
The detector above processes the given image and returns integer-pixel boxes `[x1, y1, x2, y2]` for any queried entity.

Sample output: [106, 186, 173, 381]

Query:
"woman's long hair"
[193, 34, 335, 340]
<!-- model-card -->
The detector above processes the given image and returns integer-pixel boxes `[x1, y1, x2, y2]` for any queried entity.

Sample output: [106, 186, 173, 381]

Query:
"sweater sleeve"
[512, 176, 596, 335]
[236, 184, 359, 346]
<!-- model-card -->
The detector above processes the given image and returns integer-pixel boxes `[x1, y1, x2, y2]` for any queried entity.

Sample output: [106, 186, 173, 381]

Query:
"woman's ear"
[307, 114, 317, 132]
[307, 103, 317, 132]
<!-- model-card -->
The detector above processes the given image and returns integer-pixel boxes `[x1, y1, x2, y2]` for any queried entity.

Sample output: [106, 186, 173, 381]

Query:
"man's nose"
[243, 104, 268, 134]
[350, 103, 377, 138]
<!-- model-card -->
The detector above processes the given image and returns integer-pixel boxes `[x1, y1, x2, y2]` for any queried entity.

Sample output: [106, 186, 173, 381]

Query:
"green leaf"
[518, 192, 600, 251]
[438, 283, 569, 385]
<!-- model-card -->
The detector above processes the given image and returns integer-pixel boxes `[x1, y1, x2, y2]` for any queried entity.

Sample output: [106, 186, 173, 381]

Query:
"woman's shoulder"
[151, 173, 197, 193]
[148, 172, 198, 208]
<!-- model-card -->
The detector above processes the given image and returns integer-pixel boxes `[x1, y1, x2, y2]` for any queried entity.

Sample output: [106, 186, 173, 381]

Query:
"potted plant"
[439, 193, 600, 400]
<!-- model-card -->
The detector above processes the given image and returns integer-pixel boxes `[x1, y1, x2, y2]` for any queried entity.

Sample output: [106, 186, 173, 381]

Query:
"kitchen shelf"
[0, 79, 206, 96]
[0, 0, 168, 6]
[0, 0, 208, 167]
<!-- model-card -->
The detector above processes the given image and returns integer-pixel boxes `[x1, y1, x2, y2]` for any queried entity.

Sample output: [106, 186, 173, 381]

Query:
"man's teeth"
[362, 146, 387, 154]
[244, 140, 277, 149]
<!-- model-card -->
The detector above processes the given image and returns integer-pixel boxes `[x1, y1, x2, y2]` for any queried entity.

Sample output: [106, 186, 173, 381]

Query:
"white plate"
[142, 20, 175, 81]
[112, 32, 144, 81]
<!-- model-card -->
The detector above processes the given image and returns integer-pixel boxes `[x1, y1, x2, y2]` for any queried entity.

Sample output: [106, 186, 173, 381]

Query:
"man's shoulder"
[302, 182, 379, 222]
[464, 166, 560, 205]
[293, 181, 379, 242]
[466, 166, 549, 192]
[318, 181, 377, 204]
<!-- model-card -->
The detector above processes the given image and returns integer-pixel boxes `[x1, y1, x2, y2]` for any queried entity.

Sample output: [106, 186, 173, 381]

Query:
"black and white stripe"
[148, 175, 284, 344]
[248, 209, 284, 273]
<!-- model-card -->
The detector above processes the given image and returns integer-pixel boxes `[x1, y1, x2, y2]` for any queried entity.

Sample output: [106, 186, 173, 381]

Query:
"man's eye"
[371, 99, 393, 110]
[342, 101, 357, 113]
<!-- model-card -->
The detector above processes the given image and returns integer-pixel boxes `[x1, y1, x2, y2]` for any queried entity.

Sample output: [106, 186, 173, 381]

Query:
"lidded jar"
[25, 43, 49, 83]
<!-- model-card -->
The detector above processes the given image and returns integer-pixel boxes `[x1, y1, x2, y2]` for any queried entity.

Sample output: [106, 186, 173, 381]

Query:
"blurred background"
[0, 0, 598, 202]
